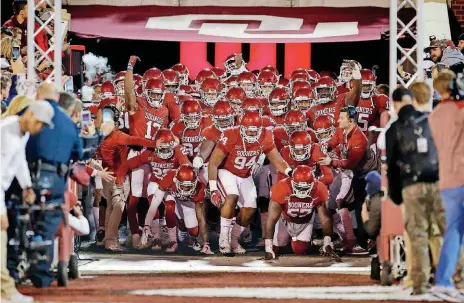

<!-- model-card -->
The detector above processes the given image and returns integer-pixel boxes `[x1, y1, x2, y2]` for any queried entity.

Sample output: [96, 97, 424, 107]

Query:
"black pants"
[351, 176, 368, 248]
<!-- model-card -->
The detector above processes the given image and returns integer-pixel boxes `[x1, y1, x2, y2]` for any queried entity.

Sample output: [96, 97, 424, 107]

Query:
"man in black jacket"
[385, 87, 445, 295]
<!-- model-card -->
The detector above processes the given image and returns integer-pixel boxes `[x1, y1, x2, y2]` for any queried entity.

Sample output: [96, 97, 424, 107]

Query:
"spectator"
[25, 83, 83, 288]
[3, 0, 48, 55]
[0, 75, 12, 108]
[0, 27, 13, 40]
[1, 101, 55, 303]
[385, 87, 444, 295]
[1, 37, 15, 61]
[375, 84, 389, 96]
[68, 200, 90, 236]
[10, 28, 22, 43]
[409, 81, 432, 112]
[458, 33, 464, 53]
[424, 38, 464, 75]
[1, 95, 32, 119]
[429, 71, 464, 302]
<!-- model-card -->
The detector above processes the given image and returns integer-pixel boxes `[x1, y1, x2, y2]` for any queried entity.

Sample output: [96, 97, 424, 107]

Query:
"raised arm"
[125, 55, 140, 113]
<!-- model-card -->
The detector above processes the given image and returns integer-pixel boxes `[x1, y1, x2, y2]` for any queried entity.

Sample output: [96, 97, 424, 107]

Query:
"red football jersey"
[271, 178, 329, 224]
[277, 144, 333, 185]
[270, 114, 286, 126]
[216, 127, 275, 178]
[170, 117, 210, 160]
[118, 110, 130, 134]
[337, 85, 350, 95]
[273, 127, 318, 152]
[355, 94, 389, 139]
[163, 92, 181, 122]
[116, 145, 191, 185]
[97, 130, 156, 173]
[201, 124, 224, 163]
[200, 102, 214, 116]
[159, 169, 206, 204]
[129, 96, 169, 139]
[307, 93, 346, 126]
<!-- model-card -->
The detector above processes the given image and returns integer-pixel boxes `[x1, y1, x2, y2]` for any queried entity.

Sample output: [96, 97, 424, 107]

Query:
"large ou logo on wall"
[145, 15, 358, 41]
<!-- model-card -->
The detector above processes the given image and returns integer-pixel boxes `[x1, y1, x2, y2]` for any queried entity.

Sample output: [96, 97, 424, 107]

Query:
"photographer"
[1, 101, 55, 303]
[385, 87, 445, 295]
[424, 38, 464, 75]
[25, 83, 83, 288]
[429, 71, 464, 301]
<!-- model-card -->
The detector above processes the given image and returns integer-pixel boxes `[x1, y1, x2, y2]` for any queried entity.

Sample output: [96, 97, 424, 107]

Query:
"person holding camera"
[1, 101, 55, 303]
[429, 71, 464, 301]
[23, 83, 83, 288]
[385, 87, 445, 295]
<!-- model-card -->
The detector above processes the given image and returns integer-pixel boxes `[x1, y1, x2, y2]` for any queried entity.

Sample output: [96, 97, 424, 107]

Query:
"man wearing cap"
[457, 33, 464, 54]
[25, 83, 83, 288]
[425, 37, 464, 75]
[0, 100, 54, 303]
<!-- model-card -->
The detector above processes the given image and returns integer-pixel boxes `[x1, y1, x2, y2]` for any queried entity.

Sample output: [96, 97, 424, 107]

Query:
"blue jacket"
[26, 100, 83, 165]
[4, 75, 18, 106]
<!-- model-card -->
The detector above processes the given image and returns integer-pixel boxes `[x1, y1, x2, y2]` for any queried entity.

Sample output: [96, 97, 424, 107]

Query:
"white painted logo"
[146, 15, 358, 39]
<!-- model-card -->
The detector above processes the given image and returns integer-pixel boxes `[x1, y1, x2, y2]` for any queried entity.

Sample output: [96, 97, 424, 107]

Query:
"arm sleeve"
[332, 134, 367, 169]
[313, 145, 334, 186]
[34, 23, 48, 52]
[263, 130, 276, 154]
[15, 148, 32, 189]
[115, 150, 151, 185]
[175, 146, 192, 166]
[68, 214, 90, 236]
[114, 131, 156, 148]
[85, 165, 97, 177]
[159, 170, 176, 191]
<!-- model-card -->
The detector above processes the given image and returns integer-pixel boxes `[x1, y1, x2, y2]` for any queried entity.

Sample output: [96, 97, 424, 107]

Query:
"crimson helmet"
[133, 74, 143, 96]
[261, 65, 279, 78]
[195, 69, 216, 90]
[269, 87, 290, 117]
[313, 76, 337, 104]
[114, 71, 126, 82]
[291, 165, 315, 199]
[225, 75, 239, 89]
[181, 100, 202, 129]
[284, 110, 306, 135]
[242, 97, 263, 116]
[144, 79, 165, 108]
[212, 67, 227, 82]
[240, 111, 263, 144]
[200, 78, 222, 107]
[100, 81, 115, 100]
[313, 115, 336, 143]
[163, 69, 180, 93]
[291, 80, 311, 97]
[257, 70, 278, 98]
[226, 86, 247, 114]
[154, 128, 178, 159]
[290, 72, 310, 84]
[306, 69, 321, 84]
[237, 71, 257, 97]
[178, 84, 194, 95]
[277, 77, 290, 89]
[212, 100, 235, 131]
[289, 131, 312, 162]
[360, 69, 377, 98]
[174, 165, 198, 196]
[293, 88, 315, 112]
[143, 68, 163, 88]
[171, 63, 190, 85]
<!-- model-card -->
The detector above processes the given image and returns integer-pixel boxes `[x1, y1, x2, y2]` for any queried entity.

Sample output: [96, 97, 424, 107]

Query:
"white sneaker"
[3, 290, 34, 303]
[231, 224, 246, 254]
[232, 242, 246, 254]
[164, 227, 178, 253]
[219, 232, 231, 254]
[200, 243, 214, 255]
[161, 225, 170, 247]
[432, 286, 464, 302]
[151, 238, 162, 251]
[140, 226, 153, 247]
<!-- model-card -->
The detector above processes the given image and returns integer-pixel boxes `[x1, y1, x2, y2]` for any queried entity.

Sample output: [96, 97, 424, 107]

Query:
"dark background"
[2, 2, 462, 86]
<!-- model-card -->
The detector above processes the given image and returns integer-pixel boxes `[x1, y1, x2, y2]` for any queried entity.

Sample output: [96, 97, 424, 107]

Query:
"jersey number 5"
[358, 113, 369, 132]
